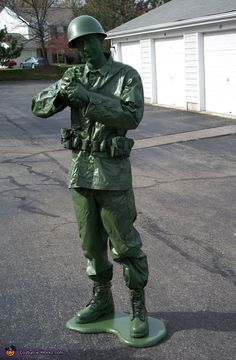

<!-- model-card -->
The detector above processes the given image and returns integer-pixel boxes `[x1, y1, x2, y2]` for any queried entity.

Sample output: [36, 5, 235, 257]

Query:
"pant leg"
[71, 188, 113, 283]
[95, 189, 148, 290]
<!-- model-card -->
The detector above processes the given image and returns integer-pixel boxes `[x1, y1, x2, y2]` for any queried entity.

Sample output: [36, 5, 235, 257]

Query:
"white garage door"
[121, 42, 142, 76]
[155, 37, 185, 108]
[204, 32, 236, 116]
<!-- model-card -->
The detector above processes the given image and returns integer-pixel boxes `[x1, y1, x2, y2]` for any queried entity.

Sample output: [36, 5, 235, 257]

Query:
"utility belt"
[60, 128, 134, 158]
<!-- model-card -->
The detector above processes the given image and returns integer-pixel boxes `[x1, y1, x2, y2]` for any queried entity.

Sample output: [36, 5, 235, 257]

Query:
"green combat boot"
[130, 289, 149, 338]
[75, 282, 114, 324]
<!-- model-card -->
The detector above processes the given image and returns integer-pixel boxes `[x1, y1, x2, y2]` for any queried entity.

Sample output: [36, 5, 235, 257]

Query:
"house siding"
[185, 33, 199, 110]
[140, 39, 152, 102]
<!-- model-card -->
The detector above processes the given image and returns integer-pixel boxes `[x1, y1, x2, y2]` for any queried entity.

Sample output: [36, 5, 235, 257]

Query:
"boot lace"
[87, 287, 98, 307]
[130, 290, 146, 320]
[87, 284, 111, 307]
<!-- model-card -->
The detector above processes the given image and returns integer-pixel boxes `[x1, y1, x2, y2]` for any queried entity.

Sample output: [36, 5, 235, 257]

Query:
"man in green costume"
[32, 15, 149, 338]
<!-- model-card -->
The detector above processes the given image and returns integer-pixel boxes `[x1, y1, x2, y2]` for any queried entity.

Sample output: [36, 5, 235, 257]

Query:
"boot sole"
[130, 329, 149, 338]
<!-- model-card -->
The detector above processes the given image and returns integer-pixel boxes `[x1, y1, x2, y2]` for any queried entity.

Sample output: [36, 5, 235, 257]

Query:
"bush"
[0, 65, 72, 81]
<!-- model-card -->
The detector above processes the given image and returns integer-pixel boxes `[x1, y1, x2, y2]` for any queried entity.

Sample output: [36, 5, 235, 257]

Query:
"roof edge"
[107, 10, 236, 39]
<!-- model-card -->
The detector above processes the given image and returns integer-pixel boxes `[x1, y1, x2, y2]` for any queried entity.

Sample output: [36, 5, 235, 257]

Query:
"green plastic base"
[66, 311, 167, 348]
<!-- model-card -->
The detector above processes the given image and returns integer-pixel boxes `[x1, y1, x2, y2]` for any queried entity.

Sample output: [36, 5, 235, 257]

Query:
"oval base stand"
[66, 311, 167, 348]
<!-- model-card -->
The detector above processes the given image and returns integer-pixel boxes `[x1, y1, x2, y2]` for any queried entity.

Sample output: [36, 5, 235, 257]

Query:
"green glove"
[59, 76, 71, 101]
[67, 80, 90, 108]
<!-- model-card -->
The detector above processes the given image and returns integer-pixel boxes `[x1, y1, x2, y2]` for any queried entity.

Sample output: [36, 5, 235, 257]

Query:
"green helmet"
[67, 15, 107, 48]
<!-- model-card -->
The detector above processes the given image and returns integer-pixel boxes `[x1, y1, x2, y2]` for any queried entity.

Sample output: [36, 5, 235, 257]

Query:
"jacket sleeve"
[31, 80, 67, 118]
[85, 69, 144, 130]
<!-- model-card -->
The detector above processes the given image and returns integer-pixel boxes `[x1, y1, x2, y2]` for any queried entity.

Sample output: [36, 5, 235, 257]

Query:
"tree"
[62, 0, 140, 32]
[60, 0, 172, 52]
[3, 0, 59, 61]
[141, 0, 171, 10]
[46, 33, 81, 63]
[0, 26, 22, 62]
[62, 0, 172, 32]
[46, 33, 67, 62]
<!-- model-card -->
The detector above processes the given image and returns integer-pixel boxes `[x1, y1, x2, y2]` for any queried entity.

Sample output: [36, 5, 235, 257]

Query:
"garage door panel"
[155, 38, 185, 108]
[204, 32, 236, 116]
[121, 42, 141, 76]
[204, 32, 236, 50]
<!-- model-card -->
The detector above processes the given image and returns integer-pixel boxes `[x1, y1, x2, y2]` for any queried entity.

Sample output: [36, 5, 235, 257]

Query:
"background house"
[0, 6, 73, 66]
[9, 33, 40, 66]
[0, 6, 38, 64]
[0, 6, 31, 38]
[108, 0, 236, 118]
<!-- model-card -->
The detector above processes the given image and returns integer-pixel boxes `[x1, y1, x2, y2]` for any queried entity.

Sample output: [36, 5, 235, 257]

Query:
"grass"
[0, 64, 73, 81]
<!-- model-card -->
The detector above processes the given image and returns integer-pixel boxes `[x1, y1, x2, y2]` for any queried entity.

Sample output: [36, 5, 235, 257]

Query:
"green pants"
[71, 188, 148, 290]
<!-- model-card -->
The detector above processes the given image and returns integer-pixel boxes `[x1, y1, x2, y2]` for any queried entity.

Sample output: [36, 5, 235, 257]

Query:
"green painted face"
[74, 34, 106, 70]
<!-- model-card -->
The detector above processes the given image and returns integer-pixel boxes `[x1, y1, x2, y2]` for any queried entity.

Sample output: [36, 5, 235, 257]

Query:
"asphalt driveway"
[0, 81, 235, 360]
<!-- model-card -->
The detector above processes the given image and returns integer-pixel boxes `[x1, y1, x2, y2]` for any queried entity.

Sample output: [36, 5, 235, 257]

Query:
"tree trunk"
[40, 36, 49, 64]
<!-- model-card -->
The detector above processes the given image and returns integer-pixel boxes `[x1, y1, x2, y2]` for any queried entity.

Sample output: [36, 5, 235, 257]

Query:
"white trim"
[150, 39, 157, 104]
[197, 32, 205, 111]
[116, 42, 122, 62]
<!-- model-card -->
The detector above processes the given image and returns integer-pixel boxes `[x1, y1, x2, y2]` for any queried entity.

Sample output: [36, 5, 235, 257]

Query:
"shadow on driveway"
[151, 311, 236, 340]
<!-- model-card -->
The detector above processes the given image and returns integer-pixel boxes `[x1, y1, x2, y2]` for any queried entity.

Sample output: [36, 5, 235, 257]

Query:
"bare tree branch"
[3, 0, 59, 61]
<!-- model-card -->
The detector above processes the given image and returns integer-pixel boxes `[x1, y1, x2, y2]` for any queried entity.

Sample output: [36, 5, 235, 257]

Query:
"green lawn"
[0, 65, 71, 81]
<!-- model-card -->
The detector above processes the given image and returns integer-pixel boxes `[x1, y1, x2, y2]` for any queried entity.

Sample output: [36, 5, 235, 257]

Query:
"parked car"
[20, 57, 48, 69]
[1, 60, 17, 68]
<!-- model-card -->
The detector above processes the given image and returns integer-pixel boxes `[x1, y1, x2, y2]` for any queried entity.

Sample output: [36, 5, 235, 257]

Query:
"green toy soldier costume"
[32, 15, 149, 338]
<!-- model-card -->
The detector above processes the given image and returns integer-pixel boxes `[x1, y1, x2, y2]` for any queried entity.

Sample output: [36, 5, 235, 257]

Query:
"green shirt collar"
[84, 54, 113, 78]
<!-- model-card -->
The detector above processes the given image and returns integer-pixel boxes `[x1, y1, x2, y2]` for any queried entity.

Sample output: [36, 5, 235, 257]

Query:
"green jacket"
[32, 55, 144, 190]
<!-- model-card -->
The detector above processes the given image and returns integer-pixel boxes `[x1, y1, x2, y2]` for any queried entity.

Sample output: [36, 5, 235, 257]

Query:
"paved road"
[0, 81, 236, 360]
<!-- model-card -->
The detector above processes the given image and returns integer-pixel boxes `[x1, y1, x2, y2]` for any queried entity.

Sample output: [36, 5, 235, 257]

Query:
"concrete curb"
[133, 125, 236, 149]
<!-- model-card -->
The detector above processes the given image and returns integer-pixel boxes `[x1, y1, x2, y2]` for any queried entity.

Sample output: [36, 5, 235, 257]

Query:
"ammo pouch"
[60, 128, 80, 150]
[110, 136, 134, 158]
[61, 129, 134, 157]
